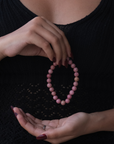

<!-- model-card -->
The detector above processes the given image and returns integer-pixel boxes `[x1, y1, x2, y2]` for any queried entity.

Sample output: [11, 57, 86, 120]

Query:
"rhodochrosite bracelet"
[47, 59, 79, 106]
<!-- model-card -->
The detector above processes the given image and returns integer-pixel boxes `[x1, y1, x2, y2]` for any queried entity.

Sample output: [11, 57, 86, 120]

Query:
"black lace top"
[0, 0, 114, 143]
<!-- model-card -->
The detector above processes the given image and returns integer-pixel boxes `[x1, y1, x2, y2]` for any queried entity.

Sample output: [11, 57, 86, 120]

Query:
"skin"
[0, 0, 102, 63]
[2, 0, 114, 143]
[20, 0, 101, 25]
[13, 107, 114, 144]
[0, 17, 71, 65]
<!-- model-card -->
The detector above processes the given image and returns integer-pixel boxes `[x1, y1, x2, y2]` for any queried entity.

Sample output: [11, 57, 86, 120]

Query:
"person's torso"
[19, 0, 102, 25]
[0, 0, 114, 143]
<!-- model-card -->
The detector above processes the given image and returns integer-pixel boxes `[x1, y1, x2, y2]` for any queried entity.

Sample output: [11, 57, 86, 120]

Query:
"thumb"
[19, 44, 47, 58]
[42, 126, 68, 139]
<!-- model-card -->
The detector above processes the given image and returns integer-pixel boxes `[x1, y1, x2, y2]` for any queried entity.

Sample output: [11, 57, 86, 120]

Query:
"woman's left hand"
[12, 107, 91, 144]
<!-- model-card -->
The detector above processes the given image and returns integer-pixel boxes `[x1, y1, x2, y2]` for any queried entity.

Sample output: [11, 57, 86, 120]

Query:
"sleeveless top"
[0, 0, 114, 143]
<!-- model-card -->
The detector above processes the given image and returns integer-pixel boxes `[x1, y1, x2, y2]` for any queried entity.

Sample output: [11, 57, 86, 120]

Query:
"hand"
[12, 107, 90, 144]
[0, 16, 71, 65]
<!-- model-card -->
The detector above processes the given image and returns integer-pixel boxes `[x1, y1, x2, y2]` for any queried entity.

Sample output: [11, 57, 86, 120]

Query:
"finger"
[17, 108, 49, 129]
[35, 25, 62, 64]
[42, 119, 58, 128]
[42, 126, 68, 139]
[19, 44, 47, 58]
[19, 108, 26, 116]
[37, 49, 47, 58]
[41, 120, 50, 126]
[19, 110, 43, 126]
[41, 20, 67, 65]
[14, 108, 35, 125]
[60, 41, 67, 66]
[46, 135, 74, 144]
[18, 114, 34, 131]
[15, 111, 44, 136]
[41, 19, 61, 40]
[14, 107, 26, 119]
[41, 17, 71, 58]
[26, 113, 42, 124]
[13, 108, 36, 133]
[29, 32, 54, 61]
[26, 114, 38, 125]
[13, 108, 49, 136]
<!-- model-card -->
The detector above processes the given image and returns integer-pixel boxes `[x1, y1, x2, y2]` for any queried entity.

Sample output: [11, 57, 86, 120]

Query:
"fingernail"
[64, 59, 68, 68]
[11, 106, 18, 117]
[14, 112, 18, 117]
[58, 60, 62, 67]
[53, 57, 56, 62]
[36, 134, 47, 140]
[11, 106, 14, 112]
[70, 52, 74, 60]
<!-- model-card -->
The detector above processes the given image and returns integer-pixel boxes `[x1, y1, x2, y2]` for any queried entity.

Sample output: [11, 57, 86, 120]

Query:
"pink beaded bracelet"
[47, 59, 79, 106]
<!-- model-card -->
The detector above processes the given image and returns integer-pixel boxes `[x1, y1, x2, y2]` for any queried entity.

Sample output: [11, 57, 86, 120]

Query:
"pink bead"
[74, 72, 79, 77]
[47, 83, 52, 88]
[68, 60, 72, 65]
[50, 65, 55, 70]
[56, 99, 61, 104]
[53, 96, 58, 100]
[47, 78, 51, 83]
[74, 77, 79, 82]
[69, 90, 74, 95]
[67, 95, 72, 99]
[52, 91, 56, 96]
[49, 87, 54, 92]
[73, 67, 78, 72]
[48, 69, 53, 74]
[47, 59, 78, 106]
[65, 99, 70, 103]
[71, 64, 76, 68]
[61, 100, 66, 105]
[53, 62, 57, 66]
[47, 74, 51, 78]
[73, 82, 78, 86]
[72, 86, 77, 91]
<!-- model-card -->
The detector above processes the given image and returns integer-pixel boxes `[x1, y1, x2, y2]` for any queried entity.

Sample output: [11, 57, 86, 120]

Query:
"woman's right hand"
[0, 16, 71, 66]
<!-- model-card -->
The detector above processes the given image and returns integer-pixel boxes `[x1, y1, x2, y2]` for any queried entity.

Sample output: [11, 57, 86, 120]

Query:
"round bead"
[50, 65, 55, 70]
[47, 74, 51, 78]
[73, 82, 78, 86]
[47, 59, 79, 105]
[53, 62, 57, 66]
[47, 78, 51, 83]
[67, 95, 72, 99]
[56, 99, 61, 104]
[47, 83, 52, 88]
[74, 72, 79, 77]
[71, 64, 76, 68]
[72, 86, 77, 91]
[49, 87, 54, 92]
[68, 60, 72, 65]
[53, 96, 58, 100]
[61, 100, 66, 105]
[74, 77, 79, 82]
[48, 69, 53, 74]
[52, 91, 56, 96]
[65, 99, 70, 103]
[69, 90, 74, 95]
[73, 67, 78, 72]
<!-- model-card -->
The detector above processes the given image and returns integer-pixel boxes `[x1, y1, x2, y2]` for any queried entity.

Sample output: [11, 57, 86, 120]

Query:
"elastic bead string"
[47, 59, 79, 106]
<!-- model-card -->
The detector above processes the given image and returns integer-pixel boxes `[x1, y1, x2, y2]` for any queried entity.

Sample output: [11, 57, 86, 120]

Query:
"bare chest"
[20, 0, 101, 24]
